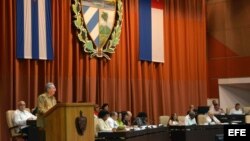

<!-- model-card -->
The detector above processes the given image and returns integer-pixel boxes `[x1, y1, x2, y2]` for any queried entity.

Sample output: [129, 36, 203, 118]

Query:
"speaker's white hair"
[45, 82, 55, 92]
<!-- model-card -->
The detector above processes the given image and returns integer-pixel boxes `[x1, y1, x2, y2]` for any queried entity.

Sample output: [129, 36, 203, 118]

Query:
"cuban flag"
[139, 0, 164, 63]
[16, 0, 53, 60]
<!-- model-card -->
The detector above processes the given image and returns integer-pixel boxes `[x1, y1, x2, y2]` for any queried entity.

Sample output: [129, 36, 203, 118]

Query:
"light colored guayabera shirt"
[37, 93, 56, 114]
[37, 93, 56, 127]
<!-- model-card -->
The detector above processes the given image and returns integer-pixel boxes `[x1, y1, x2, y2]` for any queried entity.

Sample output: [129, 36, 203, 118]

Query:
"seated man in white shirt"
[205, 111, 221, 125]
[106, 112, 119, 128]
[185, 111, 197, 126]
[209, 104, 225, 115]
[13, 101, 37, 135]
[230, 103, 244, 115]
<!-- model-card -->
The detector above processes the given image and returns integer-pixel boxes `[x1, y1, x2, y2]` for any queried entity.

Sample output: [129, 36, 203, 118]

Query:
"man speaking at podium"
[37, 82, 57, 127]
[37, 82, 57, 114]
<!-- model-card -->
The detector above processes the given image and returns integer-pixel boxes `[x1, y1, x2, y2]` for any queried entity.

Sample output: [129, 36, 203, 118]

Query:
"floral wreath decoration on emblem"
[72, 0, 123, 60]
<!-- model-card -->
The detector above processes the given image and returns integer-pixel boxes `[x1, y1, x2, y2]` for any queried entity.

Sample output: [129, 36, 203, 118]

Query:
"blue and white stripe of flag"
[83, 6, 99, 47]
[16, 0, 53, 60]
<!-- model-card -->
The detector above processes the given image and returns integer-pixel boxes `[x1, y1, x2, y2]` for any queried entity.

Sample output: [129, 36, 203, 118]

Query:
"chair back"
[6, 110, 21, 137]
[245, 115, 250, 124]
[159, 116, 170, 126]
[243, 107, 250, 114]
[197, 114, 207, 125]
[226, 107, 233, 115]
[6, 108, 30, 138]
[177, 116, 186, 124]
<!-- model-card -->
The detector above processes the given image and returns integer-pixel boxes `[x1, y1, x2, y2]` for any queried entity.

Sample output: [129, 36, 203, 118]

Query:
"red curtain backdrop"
[0, 0, 207, 140]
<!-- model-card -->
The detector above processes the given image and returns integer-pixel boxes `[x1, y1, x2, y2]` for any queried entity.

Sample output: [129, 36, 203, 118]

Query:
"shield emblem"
[72, 0, 123, 59]
[81, 0, 116, 48]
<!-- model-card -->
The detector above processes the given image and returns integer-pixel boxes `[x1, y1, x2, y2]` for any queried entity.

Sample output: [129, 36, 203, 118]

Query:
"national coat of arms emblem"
[75, 110, 87, 136]
[72, 0, 123, 60]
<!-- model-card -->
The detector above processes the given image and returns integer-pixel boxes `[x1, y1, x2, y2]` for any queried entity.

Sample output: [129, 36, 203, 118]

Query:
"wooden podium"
[41, 103, 94, 141]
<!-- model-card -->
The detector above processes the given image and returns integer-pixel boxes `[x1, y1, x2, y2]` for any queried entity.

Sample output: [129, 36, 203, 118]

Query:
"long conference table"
[169, 125, 224, 141]
[98, 114, 246, 141]
[97, 125, 225, 141]
[98, 126, 170, 141]
[28, 121, 241, 141]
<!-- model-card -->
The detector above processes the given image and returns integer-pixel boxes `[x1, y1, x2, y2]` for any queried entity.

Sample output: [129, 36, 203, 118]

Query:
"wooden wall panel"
[207, 0, 250, 98]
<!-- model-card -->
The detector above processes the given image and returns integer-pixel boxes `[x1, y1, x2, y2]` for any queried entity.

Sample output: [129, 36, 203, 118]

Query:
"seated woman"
[168, 113, 179, 126]
[96, 110, 116, 132]
[114, 112, 126, 130]
[205, 111, 221, 125]
[117, 112, 124, 126]
[133, 112, 148, 127]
